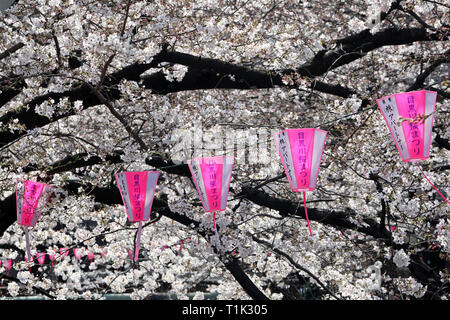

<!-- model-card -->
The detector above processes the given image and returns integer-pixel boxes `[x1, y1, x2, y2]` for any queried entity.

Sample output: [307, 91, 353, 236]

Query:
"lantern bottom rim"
[402, 157, 429, 163]
[292, 188, 315, 192]
[204, 209, 226, 213]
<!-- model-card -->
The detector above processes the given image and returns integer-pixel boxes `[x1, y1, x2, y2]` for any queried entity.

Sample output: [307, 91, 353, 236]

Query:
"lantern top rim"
[114, 170, 160, 175]
[292, 187, 316, 192]
[376, 89, 437, 102]
[187, 155, 235, 164]
[16, 179, 54, 187]
[275, 128, 327, 133]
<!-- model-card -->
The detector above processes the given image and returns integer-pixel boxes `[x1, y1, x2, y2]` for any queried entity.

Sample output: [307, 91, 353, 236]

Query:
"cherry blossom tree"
[0, 0, 448, 300]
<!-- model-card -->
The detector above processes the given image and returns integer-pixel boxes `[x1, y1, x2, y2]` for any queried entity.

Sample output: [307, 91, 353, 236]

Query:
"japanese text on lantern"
[208, 160, 219, 210]
[192, 163, 207, 206]
[17, 183, 23, 222]
[23, 183, 37, 225]
[117, 174, 132, 217]
[278, 132, 295, 185]
[407, 95, 421, 155]
[296, 132, 308, 188]
[133, 174, 142, 219]
[383, 98, 404, 152]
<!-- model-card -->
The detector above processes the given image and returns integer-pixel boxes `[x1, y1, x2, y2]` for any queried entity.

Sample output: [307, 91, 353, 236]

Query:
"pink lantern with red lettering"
[274, 128, 328, 236]
[16, 180, 53, 261]
[377, 90, 449, 204]
[115, 171, 160, 261]
[187, 156, 234, 235]
[377, 90, 437, 162]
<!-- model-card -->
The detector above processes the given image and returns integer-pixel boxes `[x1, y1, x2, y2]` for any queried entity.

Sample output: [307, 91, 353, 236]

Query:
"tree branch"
[238, 186, 396, 246]
[86, 82, 148, 150]
[251, 234, 342, 300]
[2, 27, 446, 150]
[407, 48, 450, 91]
[0, 42, 24, 61]
[0, 60, 157, 149]
[296, 28, 447, 78]
[120, 0, 133, 37]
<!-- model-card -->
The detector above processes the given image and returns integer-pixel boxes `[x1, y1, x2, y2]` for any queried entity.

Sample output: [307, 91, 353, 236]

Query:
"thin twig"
[120, 0, 133, 37]
[86, 82, 148, 150]
[251, 234, 343, 300]
[96, 53, 116, 90]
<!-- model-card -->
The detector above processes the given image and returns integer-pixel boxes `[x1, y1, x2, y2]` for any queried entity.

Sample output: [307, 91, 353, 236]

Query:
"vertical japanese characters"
[115, 171, 159, 261]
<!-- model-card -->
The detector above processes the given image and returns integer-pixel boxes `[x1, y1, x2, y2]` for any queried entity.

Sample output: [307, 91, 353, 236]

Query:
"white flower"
[348, 17, 365, 32]
[393, 249, 410, 268]
[35, 99, 55, 118]
[49, 0, 61, 6]
[73, 100, 83, 112]
[7, 282, 20, 297]
[393, 277, 427, 298]
[17, 271, 33, 284]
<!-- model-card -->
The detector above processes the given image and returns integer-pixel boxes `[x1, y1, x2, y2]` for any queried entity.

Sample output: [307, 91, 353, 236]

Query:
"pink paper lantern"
[115, 171, 160, 261]
[377, 90, 449, 204]
[274, 128, 327, 192]
[49, 254, 56, 266]
[73, 248, 81, 261]
[274, 128, 328, 236]
[16, 180, 53, 261]
[187, 156, 234, 234]
[377, 90, 437, 162]
[16, 180, 53, 227]
[36, 252, 46, 265]
[59, 248, 69, 260]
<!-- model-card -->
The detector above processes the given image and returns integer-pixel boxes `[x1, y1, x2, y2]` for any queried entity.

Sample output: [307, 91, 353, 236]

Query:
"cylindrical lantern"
[274, 128, 328, 236]
[115, 171, 160, 261]
[376, 90, 437, 162]
[187, 156, 234, 234]
[16, 180, 53, 261]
